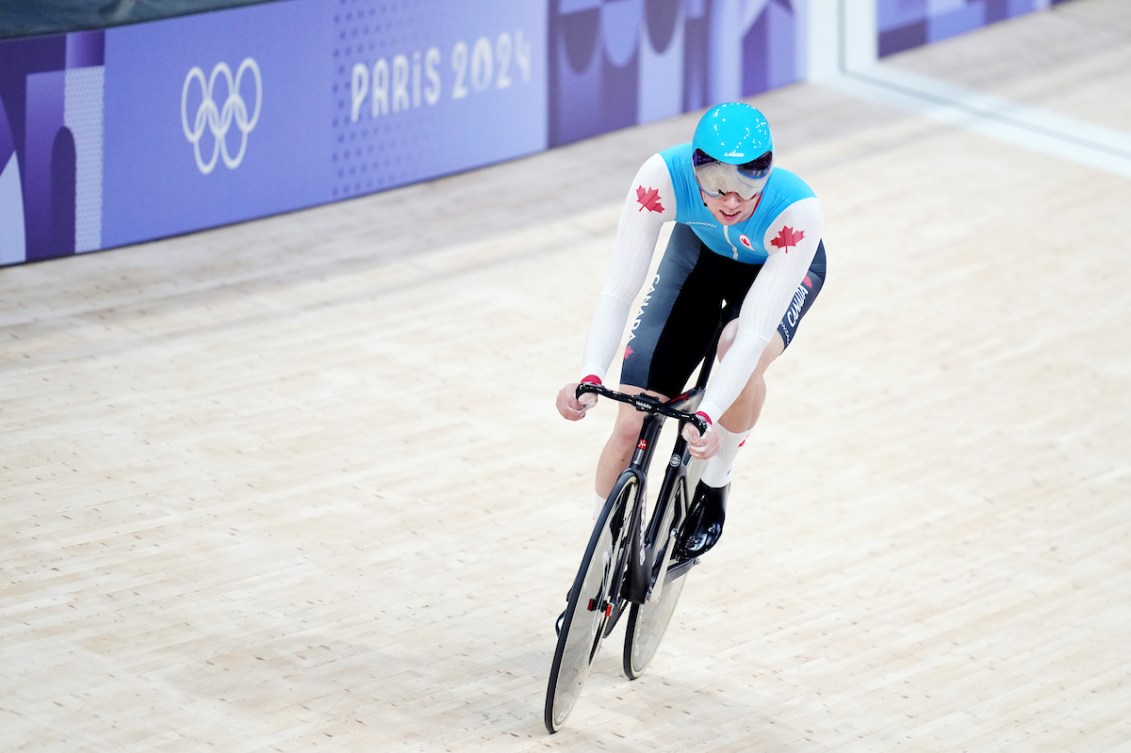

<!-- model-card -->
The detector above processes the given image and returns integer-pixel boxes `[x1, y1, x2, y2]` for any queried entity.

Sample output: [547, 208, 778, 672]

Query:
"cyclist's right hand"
[556, 381, 597, 420]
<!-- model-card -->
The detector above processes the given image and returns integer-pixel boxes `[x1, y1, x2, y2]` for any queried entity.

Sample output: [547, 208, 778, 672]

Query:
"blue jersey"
[660, 143, 816, 264]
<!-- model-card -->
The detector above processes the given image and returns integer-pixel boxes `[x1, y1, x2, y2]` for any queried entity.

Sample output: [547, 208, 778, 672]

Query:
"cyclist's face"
[701, 189, 759, 226]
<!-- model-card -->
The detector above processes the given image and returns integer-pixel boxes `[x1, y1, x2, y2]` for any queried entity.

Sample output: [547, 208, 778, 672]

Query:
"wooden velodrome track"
[3, 2, 1129, 750]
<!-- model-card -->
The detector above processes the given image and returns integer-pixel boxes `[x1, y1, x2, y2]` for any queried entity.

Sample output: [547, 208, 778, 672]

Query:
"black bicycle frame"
[575, 320, 722, 608]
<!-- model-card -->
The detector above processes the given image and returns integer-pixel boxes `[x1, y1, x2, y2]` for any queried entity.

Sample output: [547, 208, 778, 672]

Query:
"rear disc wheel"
[623, 554, 689, 679]
[623, 475, 694, 681]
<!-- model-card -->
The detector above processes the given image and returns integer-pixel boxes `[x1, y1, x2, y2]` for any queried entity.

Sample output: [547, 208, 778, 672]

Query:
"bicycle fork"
[622, 416, 667, 605]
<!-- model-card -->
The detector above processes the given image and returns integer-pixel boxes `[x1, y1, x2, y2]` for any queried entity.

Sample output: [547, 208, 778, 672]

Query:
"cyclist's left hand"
[682, 422, 721, 459]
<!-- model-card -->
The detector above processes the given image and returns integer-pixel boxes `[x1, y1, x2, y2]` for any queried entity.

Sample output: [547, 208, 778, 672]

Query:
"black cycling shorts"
[619, 223, 826, 397]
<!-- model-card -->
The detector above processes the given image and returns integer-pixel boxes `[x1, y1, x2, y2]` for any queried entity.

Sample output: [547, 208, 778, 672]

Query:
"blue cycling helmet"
[691, 102, 774, 200]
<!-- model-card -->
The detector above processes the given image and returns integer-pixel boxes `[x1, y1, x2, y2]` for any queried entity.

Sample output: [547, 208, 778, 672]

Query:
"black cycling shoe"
[675, 481, 729, 559]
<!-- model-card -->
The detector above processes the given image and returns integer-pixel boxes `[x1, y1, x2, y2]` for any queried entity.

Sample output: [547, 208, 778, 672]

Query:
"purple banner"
[1, 0, 807, 267]
[1, 32, 104, 263]
[331, 0, 549, 199]
[2, 0, 550, 265]
[101, 1, 334, 247]
[101, 0, 549, 246]
[547, 0, 803, 147]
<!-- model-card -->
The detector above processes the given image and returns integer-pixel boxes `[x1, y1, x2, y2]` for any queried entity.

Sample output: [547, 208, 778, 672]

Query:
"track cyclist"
[555, 101, 828, 566]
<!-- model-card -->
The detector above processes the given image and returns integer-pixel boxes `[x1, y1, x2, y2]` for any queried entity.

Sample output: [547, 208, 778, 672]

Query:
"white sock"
[593, 493, 605, 520]
[700, 425, 750, 488]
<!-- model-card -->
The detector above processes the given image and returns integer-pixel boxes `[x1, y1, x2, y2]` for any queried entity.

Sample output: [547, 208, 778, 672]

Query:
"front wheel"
[544, 476, 637, 733]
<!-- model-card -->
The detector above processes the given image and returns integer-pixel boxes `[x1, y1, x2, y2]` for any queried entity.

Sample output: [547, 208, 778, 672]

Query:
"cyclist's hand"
[682, 421, 721, 459]
[556, 382, 596, 420]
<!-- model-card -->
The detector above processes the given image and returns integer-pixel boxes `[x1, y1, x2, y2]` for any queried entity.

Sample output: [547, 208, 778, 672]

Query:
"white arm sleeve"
[697, 196, 823, 423]
[579, 154, 677, 381]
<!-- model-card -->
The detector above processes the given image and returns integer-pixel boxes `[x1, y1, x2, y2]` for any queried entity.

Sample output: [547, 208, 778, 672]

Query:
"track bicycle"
[544, 335, 720, 734]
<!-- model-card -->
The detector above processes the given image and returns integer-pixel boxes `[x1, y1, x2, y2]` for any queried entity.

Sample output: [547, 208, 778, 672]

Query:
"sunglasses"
[692, 148, 773, 200]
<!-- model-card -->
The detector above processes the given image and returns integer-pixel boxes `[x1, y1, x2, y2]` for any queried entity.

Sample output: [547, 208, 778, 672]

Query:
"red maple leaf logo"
[624, 345, 634, 359]
[635, 185, 664, 213]
[770, 226, 805, 253]
[739, 234, 752, 249]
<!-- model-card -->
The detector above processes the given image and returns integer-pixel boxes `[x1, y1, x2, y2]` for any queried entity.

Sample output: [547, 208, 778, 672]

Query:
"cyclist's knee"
[610, 405, 645, 446]
[722, 372, 767, 431]
[719, 324, 785, 368]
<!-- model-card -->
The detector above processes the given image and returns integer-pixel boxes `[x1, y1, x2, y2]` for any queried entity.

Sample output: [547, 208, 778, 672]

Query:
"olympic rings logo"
[181, 58, 262, 174]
